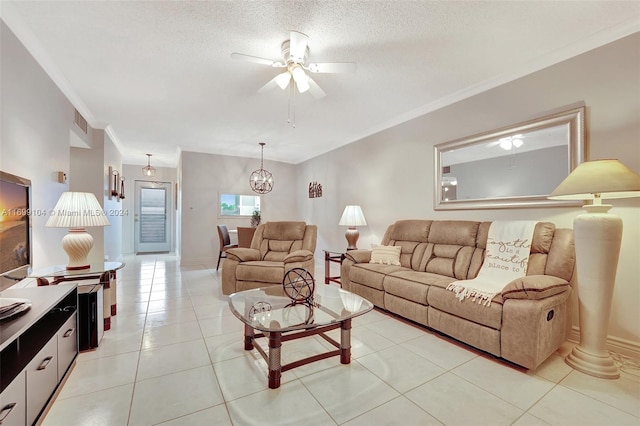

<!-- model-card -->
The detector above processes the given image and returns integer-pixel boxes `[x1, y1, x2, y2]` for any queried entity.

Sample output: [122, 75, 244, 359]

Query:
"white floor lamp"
[549, 159, 640, 379]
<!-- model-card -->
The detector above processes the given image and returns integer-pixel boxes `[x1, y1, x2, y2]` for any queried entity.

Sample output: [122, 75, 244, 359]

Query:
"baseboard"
[568, 326, 640, 360]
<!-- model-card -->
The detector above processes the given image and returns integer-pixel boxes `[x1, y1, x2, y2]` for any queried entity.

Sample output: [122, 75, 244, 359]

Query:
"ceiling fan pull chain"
[292, 83, 296, 128]
[287, 82, 292, 125]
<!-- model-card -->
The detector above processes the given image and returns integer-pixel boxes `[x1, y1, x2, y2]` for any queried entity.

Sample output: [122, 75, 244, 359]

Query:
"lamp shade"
[46, 192, 111, 228]
[339, 205, 367, 227]
[548, 159, 640, 201]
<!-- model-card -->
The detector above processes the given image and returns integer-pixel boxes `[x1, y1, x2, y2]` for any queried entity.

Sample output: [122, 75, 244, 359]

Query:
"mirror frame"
[434, 106, 586, 210]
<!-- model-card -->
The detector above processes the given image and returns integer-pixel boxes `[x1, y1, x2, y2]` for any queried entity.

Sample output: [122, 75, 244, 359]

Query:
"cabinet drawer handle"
[0, 402, 17, 423]
[63, 328, 75, 338]
[37, 356, 53, 370]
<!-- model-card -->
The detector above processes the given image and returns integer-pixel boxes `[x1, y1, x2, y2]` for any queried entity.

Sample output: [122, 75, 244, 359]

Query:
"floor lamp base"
[565, 345, 619, 379]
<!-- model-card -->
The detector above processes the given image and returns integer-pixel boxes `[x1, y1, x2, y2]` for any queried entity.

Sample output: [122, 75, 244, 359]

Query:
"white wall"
[0, 21, 72, 268]
[180, 151, 298, 265]
[298, 33, 640, 353]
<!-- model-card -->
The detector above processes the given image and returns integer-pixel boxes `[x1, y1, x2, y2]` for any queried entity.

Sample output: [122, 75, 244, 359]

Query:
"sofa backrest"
[252, 221, 317, 261]
[381, 219, 575, 282]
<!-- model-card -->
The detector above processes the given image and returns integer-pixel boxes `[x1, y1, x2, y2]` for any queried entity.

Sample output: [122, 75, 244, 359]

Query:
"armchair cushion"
[226, 248, 261, 262]
[284, 250, 314, 263]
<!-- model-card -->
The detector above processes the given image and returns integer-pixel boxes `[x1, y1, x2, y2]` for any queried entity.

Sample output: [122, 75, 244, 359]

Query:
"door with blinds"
[134, 181, 172, 253]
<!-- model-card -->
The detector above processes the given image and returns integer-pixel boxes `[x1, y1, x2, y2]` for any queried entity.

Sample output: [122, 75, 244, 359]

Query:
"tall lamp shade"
[46, 192, 110, 270]
[339, 205, 367, 250]
[549, 159, 640, 379]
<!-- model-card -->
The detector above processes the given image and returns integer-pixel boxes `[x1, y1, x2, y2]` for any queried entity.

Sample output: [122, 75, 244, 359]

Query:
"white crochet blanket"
[446, 220, 537, 306]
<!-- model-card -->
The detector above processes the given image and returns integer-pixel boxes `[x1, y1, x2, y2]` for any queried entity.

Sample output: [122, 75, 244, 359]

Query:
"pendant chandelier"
[249, 142, 274, 194]
[142, 154, 156, 177]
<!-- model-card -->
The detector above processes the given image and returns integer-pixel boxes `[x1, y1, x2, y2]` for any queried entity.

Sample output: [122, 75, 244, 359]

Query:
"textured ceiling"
[2, 1, 639, 167]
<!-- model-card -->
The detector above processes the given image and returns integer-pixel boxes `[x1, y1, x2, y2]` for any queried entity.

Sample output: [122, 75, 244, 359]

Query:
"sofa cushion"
[428, 221, 479, 246]
[349, 263, 404, 291]
[384, 270, 453, 304]
[389, 220, 431, 242]
[370, 245, 401, 265]
[236, 261, 284, 284]
[424, 245, 476, 280]
[428, 286, 504, 330]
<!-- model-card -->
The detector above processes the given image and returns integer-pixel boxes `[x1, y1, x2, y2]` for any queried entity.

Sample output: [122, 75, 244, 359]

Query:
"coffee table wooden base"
[243, 318, 352, 389]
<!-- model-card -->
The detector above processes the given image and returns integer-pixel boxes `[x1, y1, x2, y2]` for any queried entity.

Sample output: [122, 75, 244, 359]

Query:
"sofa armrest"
[344, 249, 371, 264]
[501, 275, 570, 300]
[226, 248, 261, 262]
[284, 250, 313, 263]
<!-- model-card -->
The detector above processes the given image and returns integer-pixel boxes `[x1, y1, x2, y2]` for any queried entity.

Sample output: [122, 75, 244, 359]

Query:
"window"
[220, 193, 260, 217]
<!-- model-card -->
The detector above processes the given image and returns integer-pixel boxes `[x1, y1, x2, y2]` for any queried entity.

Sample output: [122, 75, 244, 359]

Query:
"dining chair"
[217, 224, 238, 270]
[237, 226, 256, 248]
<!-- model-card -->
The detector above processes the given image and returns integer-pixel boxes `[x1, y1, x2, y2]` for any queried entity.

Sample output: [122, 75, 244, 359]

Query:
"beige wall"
[2, 21, 125, 267]
[1, 21, 72, 268]
[103, 131, 123, 261]
[70, 140, 105, 265]
[180, 151, 299, 265]
[298, 33, 640, 352]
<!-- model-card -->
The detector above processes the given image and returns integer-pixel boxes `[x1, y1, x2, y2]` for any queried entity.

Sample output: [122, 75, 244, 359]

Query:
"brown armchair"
[221, 221, 317, 295]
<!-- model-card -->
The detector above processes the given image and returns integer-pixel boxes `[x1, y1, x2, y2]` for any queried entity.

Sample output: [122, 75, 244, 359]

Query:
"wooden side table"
[324, 250, 345, 285]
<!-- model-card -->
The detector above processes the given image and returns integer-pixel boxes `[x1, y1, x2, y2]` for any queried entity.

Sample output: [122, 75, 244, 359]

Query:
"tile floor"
[42, 254, 640, 426]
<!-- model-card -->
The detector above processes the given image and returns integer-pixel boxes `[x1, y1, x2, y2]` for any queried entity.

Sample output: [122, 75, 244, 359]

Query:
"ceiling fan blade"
[231, 53, 284, 67]
[257, 75, 281, 93]
[307, 62, 357, 73]
[307, 77, 326, 99]
[289, 31, 309, 62]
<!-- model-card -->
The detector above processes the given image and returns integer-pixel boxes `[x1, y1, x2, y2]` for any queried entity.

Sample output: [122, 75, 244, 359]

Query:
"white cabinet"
[26, 338, 58, 425]
[57, 312, 78, 381]
[0, 372, 26, 426]
[0, 284, 78, 426]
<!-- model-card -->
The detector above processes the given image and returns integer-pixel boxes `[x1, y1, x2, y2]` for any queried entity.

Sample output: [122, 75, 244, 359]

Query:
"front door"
[134, 181, 171, 253]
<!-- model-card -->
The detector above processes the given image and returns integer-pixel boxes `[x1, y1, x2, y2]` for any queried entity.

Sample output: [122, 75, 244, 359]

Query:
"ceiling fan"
[231, 31, 356, 99]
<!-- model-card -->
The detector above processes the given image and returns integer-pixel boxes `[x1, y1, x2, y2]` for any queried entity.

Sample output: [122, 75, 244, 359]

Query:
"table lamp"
[548, 159, 640, 379]
[46, 192, 111, 270]
[339, 205, 367, 250]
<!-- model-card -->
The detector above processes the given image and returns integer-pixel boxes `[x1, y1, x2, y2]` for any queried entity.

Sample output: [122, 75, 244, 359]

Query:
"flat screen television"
[0, 171, 32, 285]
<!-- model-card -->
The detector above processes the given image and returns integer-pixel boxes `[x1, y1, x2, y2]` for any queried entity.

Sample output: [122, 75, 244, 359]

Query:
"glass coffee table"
[228, 284, 373, 388]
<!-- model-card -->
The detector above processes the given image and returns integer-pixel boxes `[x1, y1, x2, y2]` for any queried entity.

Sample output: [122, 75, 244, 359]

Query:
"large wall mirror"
[434, 106, 586, 210]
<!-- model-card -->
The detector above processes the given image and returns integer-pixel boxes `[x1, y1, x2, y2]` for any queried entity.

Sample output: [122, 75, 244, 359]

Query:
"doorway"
[134, 181, 172, 253]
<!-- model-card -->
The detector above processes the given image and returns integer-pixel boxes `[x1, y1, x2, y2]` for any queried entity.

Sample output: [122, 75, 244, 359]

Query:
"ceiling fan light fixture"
[275, 72, 291, 90]
[291, 66, 309, 93]
[291, 66, 310, 93]
[499, 139, 512, 150]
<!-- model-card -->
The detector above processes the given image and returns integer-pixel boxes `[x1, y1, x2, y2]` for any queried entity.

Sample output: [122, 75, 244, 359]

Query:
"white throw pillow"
[369, 245, 401, 266]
